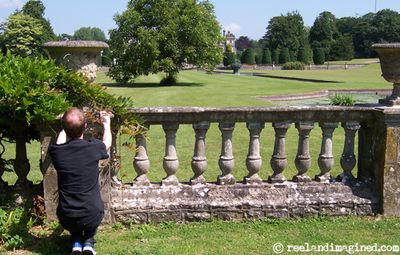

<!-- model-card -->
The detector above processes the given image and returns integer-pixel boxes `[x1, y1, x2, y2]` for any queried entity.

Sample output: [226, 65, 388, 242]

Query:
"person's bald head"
[62, 108, 86, 139]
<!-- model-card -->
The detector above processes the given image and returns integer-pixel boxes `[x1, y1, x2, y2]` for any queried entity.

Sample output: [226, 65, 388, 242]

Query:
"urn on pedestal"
[372, 43, 400, 106]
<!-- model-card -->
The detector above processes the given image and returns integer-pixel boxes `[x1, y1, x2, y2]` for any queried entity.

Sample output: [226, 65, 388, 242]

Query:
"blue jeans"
[59, 212, 104, 245]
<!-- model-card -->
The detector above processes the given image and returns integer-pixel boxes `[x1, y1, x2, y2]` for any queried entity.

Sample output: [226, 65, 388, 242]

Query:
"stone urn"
[231, 63, 241, 75]
[43, 40, 109, 83]
[372, 43, 400, 106]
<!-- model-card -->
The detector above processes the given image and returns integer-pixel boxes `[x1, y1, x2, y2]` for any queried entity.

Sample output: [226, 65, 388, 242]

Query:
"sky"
[1, 0, 400, 40]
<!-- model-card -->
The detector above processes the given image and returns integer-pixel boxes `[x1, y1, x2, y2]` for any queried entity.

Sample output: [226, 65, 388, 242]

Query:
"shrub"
[225, 44, 233, 53]
[282, 61, 305, 70]
[240, 48, 255, 65]
[272, 49, 279, 64]
[279, 48, 290, 64]
[255, 54, 262, 65]
[262, 48, 272, 64]
[0, 208, 34, 250]
[223, 52, 236, 67]
[313, 48, 325, 65]
[160, 74, 177, 86]
[329, 94, 355, 106]
[297, 48, 309, 64]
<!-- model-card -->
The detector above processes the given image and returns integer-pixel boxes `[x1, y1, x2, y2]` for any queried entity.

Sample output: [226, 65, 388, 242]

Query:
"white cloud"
[223, 23, 241, 34]
[0, 0, 23, 9]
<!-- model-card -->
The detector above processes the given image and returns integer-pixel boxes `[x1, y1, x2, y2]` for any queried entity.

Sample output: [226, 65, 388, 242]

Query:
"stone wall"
[112, 181, 377, 224]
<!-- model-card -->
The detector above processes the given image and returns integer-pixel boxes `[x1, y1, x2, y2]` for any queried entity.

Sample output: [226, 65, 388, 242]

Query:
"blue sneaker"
[71, 242, 82, 255]
[82, 243, 96, 255]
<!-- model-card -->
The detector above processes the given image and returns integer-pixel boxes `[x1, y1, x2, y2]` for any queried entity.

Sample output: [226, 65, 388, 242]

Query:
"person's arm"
[100, 111, 112, 151]
[56, 129, 67, 144]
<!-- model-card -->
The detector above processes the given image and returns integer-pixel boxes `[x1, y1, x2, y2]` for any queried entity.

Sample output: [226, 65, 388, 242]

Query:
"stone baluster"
[133, 127, 150, 185]
[293, 122, 314, 182]
[110, 125, 121, 186]
[338, 122, 361, 181]
[244, 122, 265, 184]
[316, 122, 338, 182]
[162, 123, 180, 185]
[190, 122, 210, 185]
[218, 122, 236, 185]
[269, 122, 291, 183]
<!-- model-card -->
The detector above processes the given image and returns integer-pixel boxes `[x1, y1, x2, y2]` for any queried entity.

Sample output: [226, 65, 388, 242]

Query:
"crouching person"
[49, 108, 112, 255]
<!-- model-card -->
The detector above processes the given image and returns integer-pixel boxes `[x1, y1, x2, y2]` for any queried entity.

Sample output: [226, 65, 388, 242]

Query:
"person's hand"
[100, 111, 112, 128]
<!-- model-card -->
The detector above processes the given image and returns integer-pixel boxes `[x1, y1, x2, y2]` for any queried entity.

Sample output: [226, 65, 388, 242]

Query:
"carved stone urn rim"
[43, 40, 109, 49]
[372, 43, 400, 49]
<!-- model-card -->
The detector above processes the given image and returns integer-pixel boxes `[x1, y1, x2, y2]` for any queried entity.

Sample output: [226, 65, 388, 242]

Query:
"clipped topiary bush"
[240, 48, 255, 65]
[282, 61, 305, 70]
[262, 48, 272, 64]
[272, 49, 279, 64]
[279, 48, 290, 64]
[313, 48, 325, 65]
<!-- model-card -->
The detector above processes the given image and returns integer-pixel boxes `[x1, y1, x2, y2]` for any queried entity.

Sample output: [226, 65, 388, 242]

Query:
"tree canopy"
[73, 27, 107, 41]
[235, 36, 252, 51]
[264, 11, 309, 55]
[108, 0, 223, 85]
[0, 13, 43, 57]
[21, 0, 56, 43]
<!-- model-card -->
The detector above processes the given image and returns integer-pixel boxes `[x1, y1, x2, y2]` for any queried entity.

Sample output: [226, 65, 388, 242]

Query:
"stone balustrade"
[37, 106, 400, 223]
[126, 106, 374, 185]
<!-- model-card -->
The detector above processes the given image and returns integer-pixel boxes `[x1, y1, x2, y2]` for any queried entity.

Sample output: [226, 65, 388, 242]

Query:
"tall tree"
[108, 0, 222, 85]
[264, 11, 308, 57]
[0, 13, 43, 57]
[372, 9, 400, 43]
[235, 36, 252, 51]
[22, 0, 56, 42]
[309, 11, 339, 60]
[73, 27, 107, 41]
[330, 35, 354, 61]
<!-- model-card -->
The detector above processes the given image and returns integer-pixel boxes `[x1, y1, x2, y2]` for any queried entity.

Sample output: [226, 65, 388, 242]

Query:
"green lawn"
[16, 217, 400, 254]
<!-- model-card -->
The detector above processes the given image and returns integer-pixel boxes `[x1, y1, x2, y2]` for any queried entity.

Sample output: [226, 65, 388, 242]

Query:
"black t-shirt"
[49, 138, 109, 220]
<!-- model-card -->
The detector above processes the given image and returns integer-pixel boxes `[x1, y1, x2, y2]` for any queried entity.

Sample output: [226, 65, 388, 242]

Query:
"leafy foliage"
[282, 61, 305, 70]
[313, 48, 325, 65]
[272, 49, 279, 64]
[73, 27, 107, 41]
[0, 208, 34, 250]
[329, 93, 355, 106]
[0, 54, 140, 182]
[261, 48, 272, 64]
[309, 11, 339, 59]
[241, 48, 255, 65]
[21, 0, 56, 43]
[297, 47, 309, 64]
[223, 52, 236, 67]
[235, 36, 252, 51]
[279, 47, 290, 64]
[264, 11, 309, 60]
[0, 13, 43, 57]
[108, 0, 223, 85]
[330, 35, 354, 61]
